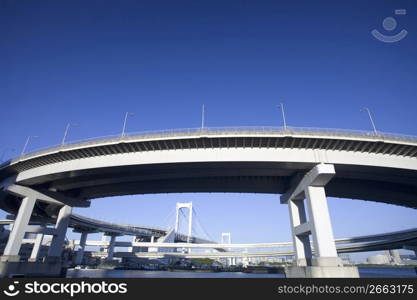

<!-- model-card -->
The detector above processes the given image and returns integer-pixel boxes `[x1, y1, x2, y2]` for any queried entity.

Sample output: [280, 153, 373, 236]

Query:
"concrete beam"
[280, 164, 335, 204]
[294, 222, 312, 236]
[37, 189, 90, 208]
[6, 184, 89, 207]
[25, 225, 58, 236]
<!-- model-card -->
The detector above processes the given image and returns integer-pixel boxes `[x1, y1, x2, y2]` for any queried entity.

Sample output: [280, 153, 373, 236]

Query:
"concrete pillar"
[2, 196, 36, 259]
[281, 164, 359, 277]
[106, 235, 116, 260]
[29, 232, 44, 262]
[100, 234, 107, 252]
[288, 199, 312, 266]
[389, 249, 402, 265]
[48, 205, 72, 257]
[75, 232, 88, 265]
[128, 236, 135, 253]
[305, 186, 339, 266]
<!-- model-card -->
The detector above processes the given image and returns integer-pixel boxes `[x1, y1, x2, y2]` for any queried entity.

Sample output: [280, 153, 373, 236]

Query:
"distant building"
[339, 254, 352, 265]
[367, 254, 390, 265]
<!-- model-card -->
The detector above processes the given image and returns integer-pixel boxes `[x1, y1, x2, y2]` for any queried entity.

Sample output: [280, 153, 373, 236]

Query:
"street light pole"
[361, 107, 378, 135]
[278, 103, 287, 130]
[121, 112, 134, 137]
[21, 136, 38, 156]
[61, 123, 77, 146]
[201, 104, 205, 129]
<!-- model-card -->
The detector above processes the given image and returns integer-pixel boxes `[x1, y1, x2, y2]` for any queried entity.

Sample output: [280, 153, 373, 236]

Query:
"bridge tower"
[221, 232, 235, 266]
[221, 232, 231, 244]
[174, 202, 193, 243]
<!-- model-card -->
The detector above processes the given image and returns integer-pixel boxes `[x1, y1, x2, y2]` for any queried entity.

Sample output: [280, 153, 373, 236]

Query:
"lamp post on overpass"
[61, 123, 78, 146]
[277, 103, 287, 131]
[361, 107, 378, 135]
[21, 136, 39, 156]
[121, 112, 134, 137]
[201, 104, 205, 129]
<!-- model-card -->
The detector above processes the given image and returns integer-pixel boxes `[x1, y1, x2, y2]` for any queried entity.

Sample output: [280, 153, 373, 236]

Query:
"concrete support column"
[106, 235, 116, 260]
[128, 236, 135, 253]
[75, 232, 88, 265]
[388, 249, 402, 265]
[100, 234, 107, 252]
[2, 196, 36, 259]
[29, 232, 44, 262]
[48, 205, 72, 258]
[281, 164, 358, 277]
[305, 186, 338, 266]
[288, 199, 312, 266]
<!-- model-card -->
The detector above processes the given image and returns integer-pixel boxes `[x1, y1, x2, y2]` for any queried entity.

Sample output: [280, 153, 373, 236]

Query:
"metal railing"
[2, 126, 417, 165]
[71, 214, 167, 235]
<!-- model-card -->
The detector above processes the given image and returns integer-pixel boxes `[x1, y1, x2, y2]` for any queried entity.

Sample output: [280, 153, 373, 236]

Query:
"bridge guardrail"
[2, 126, 417, 166]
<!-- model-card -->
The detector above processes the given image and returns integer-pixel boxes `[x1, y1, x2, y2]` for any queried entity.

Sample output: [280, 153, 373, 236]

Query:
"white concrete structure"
[387, 249, 402, 265]
[221, 233, 236, 266]
[0, 126, 416, 277]
[367, 254, 390, 265]
[281, 164, 359, 277]
[29, 232, 44, 262]
[74, 231, 89, 265]
[175, 202, 193, 243]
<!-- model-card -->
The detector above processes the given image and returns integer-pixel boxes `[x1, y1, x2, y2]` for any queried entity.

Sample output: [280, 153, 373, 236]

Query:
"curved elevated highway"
[0, 215, 212, 244]
[1, 126, 416, 216]
[1, 126, 416, 277]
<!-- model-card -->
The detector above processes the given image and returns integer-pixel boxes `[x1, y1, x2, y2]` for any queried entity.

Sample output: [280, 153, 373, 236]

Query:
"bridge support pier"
[48, 205, 72, 259]
[75, 231, 89, 265]
[0, 193, 73, 277]
[281, 164, 359, 278]
[1, 196, 36, 262]
[106, 234, 117, 261]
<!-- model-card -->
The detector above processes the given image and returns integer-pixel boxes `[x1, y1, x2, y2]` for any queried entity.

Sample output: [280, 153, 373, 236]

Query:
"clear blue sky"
[1, 0, 417, 262]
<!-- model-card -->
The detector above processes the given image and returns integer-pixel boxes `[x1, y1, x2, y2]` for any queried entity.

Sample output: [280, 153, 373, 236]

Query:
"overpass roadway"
[0, 126, 416, 221]
[1, 126, 416, 277]
[70, 226, 417, 255]
[0, 216, 213, 244]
